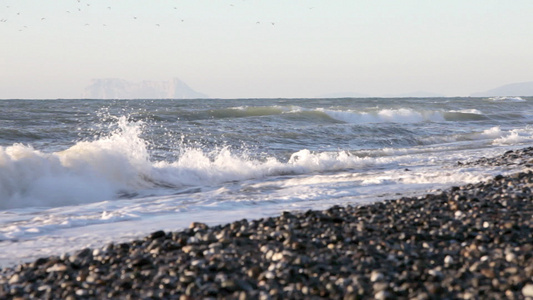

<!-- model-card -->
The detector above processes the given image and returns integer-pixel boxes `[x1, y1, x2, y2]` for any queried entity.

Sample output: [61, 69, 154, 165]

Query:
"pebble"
[523, 284, 533, 297]
[45, 263, 68, 273]
[444, 255, 454, 265]
[370, 271, 384, 282]
[8, 274, 21, 284]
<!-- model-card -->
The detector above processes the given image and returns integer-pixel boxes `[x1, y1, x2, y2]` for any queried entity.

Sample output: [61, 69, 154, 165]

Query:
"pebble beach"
[1, 148, 533, 299]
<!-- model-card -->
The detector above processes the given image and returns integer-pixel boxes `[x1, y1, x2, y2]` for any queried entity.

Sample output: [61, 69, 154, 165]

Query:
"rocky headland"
[1, 148, 533, 299]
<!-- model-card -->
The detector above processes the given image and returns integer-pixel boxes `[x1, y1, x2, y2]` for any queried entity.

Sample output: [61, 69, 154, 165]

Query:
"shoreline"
[1, 149, 533, 298]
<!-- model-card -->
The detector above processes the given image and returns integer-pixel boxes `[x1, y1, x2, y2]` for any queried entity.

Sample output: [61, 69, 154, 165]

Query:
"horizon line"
[2, 95, 529, 101]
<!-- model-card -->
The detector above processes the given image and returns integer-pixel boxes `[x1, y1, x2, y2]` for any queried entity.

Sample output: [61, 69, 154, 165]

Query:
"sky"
[1, 0, 532, 99]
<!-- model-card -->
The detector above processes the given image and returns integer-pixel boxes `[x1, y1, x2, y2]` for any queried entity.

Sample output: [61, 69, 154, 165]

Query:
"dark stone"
[148, 230, 166, 240]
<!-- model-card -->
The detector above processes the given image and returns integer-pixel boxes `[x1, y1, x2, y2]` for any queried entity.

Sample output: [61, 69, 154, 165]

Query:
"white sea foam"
[466, 126, 533, 145]
[0, 117, 153, 209]
[492, 127, 533, 145]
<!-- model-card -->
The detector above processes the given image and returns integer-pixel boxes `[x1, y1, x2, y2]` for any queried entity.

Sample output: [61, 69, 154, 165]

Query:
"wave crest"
[319, 108, 489, 123]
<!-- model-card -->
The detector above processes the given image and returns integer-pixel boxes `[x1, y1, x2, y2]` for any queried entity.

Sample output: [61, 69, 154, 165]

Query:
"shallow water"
[1, 97, 532, 267]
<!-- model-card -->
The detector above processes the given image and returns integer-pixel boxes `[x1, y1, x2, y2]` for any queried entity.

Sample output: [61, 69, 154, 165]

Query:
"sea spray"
[0, 116, 152, 209]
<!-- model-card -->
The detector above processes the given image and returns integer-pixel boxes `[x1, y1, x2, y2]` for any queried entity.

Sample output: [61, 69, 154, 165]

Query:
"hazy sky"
[1, 0, 532, 99]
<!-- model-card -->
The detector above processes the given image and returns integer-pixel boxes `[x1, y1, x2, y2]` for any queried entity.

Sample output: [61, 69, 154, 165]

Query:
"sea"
[1, 96, 532, 267]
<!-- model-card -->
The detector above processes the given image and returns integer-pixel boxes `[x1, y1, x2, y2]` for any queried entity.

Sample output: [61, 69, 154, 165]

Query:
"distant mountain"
[471, 81, 533, 97]
[83, 78, 207, 99]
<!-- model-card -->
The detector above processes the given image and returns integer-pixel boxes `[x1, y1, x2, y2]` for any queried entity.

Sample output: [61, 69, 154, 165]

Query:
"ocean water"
[1, 96, 532, 267]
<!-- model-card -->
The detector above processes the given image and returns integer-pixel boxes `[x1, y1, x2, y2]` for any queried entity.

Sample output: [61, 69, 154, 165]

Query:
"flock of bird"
[1, 1, 280, 32]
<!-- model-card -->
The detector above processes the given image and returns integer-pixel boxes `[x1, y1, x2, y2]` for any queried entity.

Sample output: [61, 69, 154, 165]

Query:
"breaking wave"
[318, 108, 489, 123]
[162, 103, 529, 125]
[0, 116, 388, 209]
